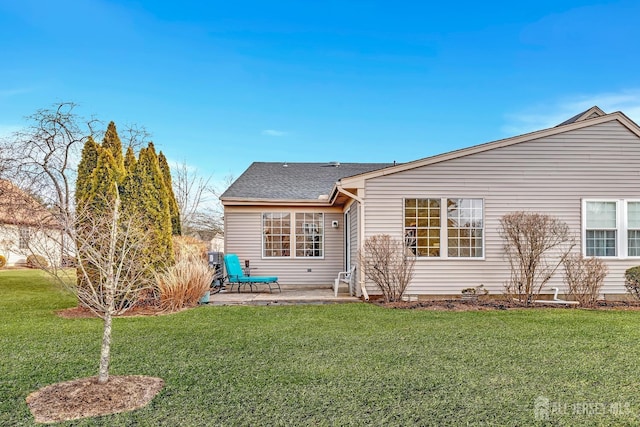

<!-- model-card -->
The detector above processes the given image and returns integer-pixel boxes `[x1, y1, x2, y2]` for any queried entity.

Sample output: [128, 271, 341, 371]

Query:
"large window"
[404, 198, 440, 256]
[295, 213, 323, 257]
[262, 212, 324, 258]
[404, 198, 483, 258]
[583, 200, 640, 258]
[262, 213, 290, 257]
[447, 198, 484, 258]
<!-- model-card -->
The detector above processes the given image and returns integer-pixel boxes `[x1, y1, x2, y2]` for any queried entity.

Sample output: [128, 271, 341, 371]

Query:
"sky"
[1, 0, 640, 187]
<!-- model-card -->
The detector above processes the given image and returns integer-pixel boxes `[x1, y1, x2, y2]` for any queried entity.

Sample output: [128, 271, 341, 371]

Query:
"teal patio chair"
[223, 254, 281, 293]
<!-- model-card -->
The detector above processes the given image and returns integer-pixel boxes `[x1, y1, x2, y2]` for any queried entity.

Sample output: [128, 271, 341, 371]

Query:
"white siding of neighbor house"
[0, 224, 62, 267]
[224, 207, 344, 286]
[363, 121, 640, 296]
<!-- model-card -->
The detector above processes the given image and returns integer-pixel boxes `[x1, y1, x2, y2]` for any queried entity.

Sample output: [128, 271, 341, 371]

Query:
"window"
[583, 200, 640, 258]
[295, 213, 324, 257]
[628, 202, 640, 256]
[585, 201, 617, 257]
[447, 198, 484, 258]
[403, 198, 483, 258]
[404, 198, 440, 256]
[262, 212, 324, 258]
[262, 213, 290, 257]
[19, 228, 30, 250]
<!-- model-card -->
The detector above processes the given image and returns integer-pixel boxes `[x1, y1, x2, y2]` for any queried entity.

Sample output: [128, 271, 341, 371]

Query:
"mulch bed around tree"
[26, 375, 164, 424]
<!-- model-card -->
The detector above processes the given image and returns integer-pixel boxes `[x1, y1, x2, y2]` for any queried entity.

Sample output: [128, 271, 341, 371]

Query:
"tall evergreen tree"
[126, 144, 174, 270]
[158, 151, 181, 235]
[124, 146, 136, 174]
[75, 136, 99, 209]
[102, 121, 125, 183]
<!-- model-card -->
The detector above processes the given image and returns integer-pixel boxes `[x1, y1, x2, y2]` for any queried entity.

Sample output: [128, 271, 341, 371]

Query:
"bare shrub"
[359, 234, 415, 303]
[563, 254, 608, 307]
[155, 251, 213, 312]
[26, 254, 49, 269]
[624, 266, 640, 300]
[499, 212, 576, 306]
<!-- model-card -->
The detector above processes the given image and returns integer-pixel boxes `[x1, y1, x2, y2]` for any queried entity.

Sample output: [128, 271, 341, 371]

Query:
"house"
[0, 179, 61, 267]
[221, 106, 640, 298]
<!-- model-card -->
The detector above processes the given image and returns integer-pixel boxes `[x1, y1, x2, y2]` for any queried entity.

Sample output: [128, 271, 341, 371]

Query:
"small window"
[19, 228, 30, 250]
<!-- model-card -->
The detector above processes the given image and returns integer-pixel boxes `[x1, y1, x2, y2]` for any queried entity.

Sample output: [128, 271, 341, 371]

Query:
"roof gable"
[339, 108, 640, 187]
[555, 106, 606, 126]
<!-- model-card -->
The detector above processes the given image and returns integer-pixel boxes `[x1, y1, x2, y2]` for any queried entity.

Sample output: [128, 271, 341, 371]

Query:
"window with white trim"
[295, 213, 323, 257]
[262, 213, 290, 257]
[628, 202, 640, 257]
[262, 212, 324, 258]
[447, 198, 484, 258]
[583, 200, 640, 258]
[403, 198, 483, 258]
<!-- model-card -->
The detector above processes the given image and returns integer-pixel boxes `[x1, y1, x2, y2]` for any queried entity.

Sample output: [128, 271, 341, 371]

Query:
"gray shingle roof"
[221, 162, 393, 200]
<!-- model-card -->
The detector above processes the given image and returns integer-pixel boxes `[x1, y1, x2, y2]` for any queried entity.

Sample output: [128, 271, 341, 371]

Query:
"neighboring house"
[0, 179, 61, 266]
[221, 106, 640, 297]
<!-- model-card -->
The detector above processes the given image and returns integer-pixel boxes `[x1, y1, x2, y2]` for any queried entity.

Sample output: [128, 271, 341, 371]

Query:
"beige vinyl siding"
[363, 121, 640, 296]
[224, 208, 344, 286]
[346, 202, 360, 292]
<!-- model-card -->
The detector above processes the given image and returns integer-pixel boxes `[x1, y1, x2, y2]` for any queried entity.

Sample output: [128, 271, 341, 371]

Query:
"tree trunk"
[98, 311, 112, 384]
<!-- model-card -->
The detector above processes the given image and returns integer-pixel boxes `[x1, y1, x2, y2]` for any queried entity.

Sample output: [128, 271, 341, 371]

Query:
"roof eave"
[221, 197, 335, 207]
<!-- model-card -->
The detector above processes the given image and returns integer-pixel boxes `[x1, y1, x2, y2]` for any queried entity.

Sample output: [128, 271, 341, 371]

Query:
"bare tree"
[28, 188, 153, 384]
[563, 253, 608, 307]
[172, 161, 229, 239]
[0, 102, 97, 213]
[499, 211, 576, 306]
[359, 234, 415, 302]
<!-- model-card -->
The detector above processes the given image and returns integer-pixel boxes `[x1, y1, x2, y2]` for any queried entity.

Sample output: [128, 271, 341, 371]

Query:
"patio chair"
[334, 266, 356, 297]
[223, 254, 281, 293]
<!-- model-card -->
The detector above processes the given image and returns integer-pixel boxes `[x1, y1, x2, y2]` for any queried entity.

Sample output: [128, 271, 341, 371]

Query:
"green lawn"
[2, 270, 640, 426]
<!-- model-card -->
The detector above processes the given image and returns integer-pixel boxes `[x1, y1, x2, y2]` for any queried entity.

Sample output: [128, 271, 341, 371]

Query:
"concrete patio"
[205, 284, 362, 306]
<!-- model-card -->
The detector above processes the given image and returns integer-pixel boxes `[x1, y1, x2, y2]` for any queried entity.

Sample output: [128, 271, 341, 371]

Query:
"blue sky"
[1, 0, 640, 185]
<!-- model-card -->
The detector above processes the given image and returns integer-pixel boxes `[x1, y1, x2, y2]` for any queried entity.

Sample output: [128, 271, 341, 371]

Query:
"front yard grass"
[2, 269, 640, 425]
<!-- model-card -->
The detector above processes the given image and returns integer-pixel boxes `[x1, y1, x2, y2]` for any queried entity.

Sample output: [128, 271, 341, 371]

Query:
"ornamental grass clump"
[155, 252, 213, 312]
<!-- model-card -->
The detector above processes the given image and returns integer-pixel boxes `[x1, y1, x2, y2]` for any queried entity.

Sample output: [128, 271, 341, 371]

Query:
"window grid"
[628, 202, 640, 257]
[585, 201, 618, 257]
[19, 228, 30, 250]
[447, 198, 483, 258]
[262, 213, 290, 257]
[404, 198, 440, 257]
[295, 213, 324, 257]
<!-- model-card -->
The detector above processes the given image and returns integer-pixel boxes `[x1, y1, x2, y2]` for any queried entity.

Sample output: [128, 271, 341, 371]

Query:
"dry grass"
[155, 252, 213, 312]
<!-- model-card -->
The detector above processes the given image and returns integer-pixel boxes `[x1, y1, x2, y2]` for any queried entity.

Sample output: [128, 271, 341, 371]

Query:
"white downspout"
[336, 186, 369, 301]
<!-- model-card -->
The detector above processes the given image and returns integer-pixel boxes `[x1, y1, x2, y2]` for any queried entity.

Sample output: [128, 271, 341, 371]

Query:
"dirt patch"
[378, 299, 640, 311]
[26, 375, 164, 424]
